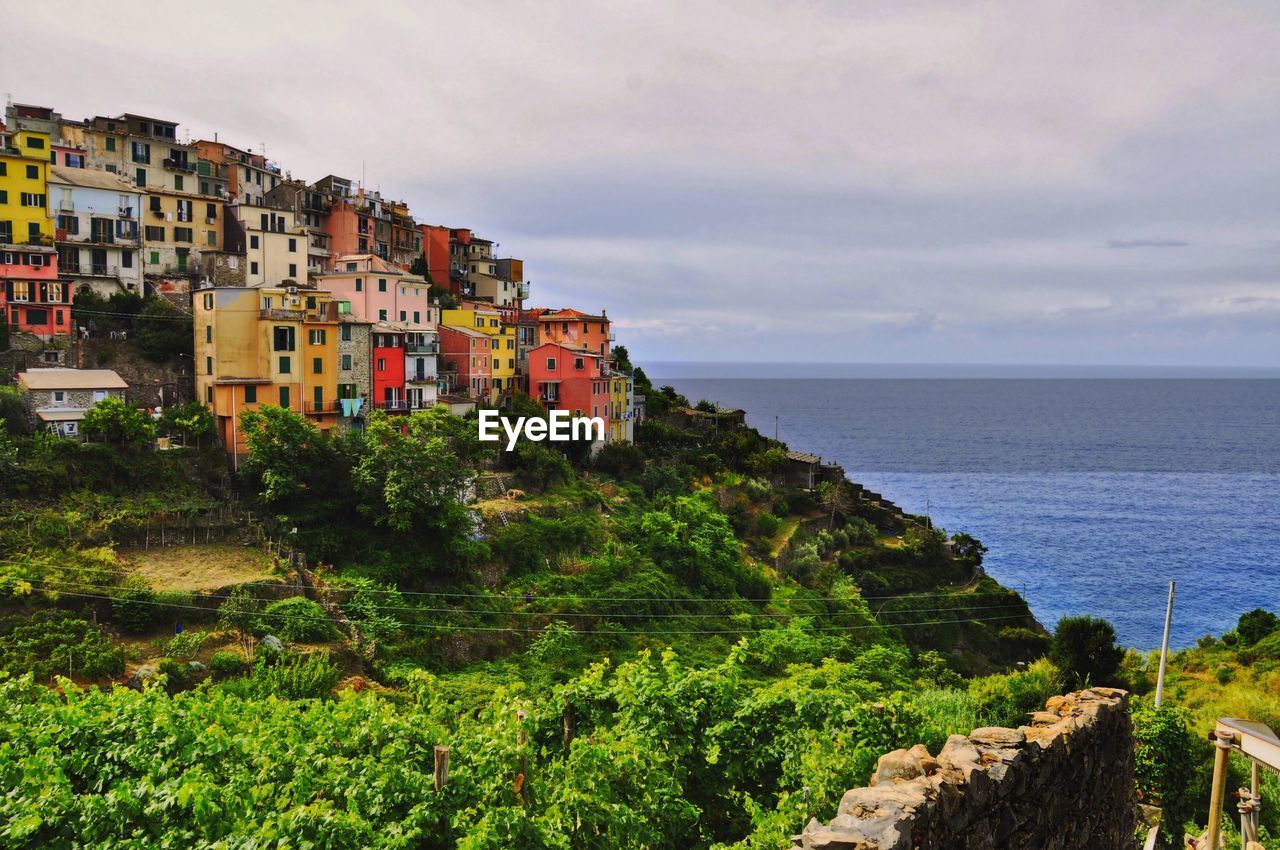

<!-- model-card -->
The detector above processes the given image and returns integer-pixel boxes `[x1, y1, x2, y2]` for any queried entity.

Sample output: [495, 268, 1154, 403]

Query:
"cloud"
[1107, 239, 1190, 249]
[7, 0, 1280, 367]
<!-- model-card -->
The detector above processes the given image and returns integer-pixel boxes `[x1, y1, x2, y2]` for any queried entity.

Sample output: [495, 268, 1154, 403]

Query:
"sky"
[6, 0, 1280, 368]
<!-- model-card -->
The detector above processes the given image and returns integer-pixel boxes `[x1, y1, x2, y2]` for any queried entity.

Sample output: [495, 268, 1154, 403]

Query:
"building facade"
[48, 166, 143, 296]
[1, 245, 72, 339]
[0, 127, 54, 247]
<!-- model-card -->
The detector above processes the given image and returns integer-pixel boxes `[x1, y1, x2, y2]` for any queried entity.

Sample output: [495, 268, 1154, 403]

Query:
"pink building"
[315, 254, 436, 326]
[1, 245, 73, 339]
[527, 341, 611, 430]
[439, 325, 491, 400]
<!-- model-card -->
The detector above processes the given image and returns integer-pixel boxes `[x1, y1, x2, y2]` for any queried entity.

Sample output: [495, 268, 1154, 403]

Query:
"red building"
[420, 224, 451, 291]
[372, 324, 407, 412]
[438, 325, 491, 400]
[1, 245, 73, 340]
[528, 341, 612, 428]
[537, 308, 611, 360]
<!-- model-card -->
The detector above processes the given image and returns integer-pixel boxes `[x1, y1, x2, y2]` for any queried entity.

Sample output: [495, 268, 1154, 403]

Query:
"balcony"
[163, 157, 197, 174]
[407, 372, 437, 383]
[305, 400, 339, 414]
[404, 341, 439, 354]
[374, 400, 410, 412]
[259, 308, 304, 321]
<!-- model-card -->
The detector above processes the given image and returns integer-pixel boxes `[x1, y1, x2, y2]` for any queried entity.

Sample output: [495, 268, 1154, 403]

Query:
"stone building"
[17, 367, 128, 437]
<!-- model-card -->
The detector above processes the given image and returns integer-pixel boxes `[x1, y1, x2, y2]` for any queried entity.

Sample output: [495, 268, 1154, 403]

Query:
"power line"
[33, 587, 1036, 636]
[23, 576, 1031, 620]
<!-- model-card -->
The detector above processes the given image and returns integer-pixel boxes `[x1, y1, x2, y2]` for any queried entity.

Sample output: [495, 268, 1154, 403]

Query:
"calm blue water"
[657, 376, 1280, 649]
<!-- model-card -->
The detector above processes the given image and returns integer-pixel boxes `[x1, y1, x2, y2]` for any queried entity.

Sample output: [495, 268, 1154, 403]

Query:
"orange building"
[537, 308, 612, 361]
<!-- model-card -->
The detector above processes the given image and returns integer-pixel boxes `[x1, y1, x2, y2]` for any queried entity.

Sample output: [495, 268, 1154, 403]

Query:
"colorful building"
[48, 166, 143, 296]
[609, 371, 636, 443]
[224, 202, 306, 286]
[193, 140, 282, 206]
[438, 324, 492, 401]
[0, 127, 54, 246]
[371, 323, 407, 412]
[1, 245, 72, 339]
[537, 307, 612, 360]
[315, 254, 433, 325]
[420, 224, 451, 291]
[527, 341, 612, 436]
[336, 312, 373, 415]
[193, 284, 340, 454]
[141, 187, 222, 277]
[440, 304, 516, 403]
[404, 327, 440, 410]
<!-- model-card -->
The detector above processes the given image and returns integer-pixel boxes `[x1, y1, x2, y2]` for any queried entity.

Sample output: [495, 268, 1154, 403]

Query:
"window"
[28, 223, 40, 240]
[378, 309, 387, 321]
[308, 329, 326, 345]
[150, 250, 159, 264]
[341, 354, 352, 370]
[574, 357, 585, 370]
[279, 386, 290, 408]
[145, 225, 165, 241]
[26, 165, 39, 179]
[131, 141, 150, 164]
[52, 390, 67, 404]
[377, 357, 386, 371]
[25, 308, 47, 325]
[206, 203, 216, 219]
[208, 231, 216, 247]
[377, 279, 387, 292]
[105, 137, 116, 152]
[399, 310, 406, 322]
[57, 214, 78, 234]
[546, 357, 557, 370]
[12, 282, 29, 302]
[312, 357, 323, 374]
[250, 261, 259, 275]
[176, 200, 191, 222]
[122, 251, 133, 268]
[355, 278, 362, 292]
[413, 311, 420, 324]
[288, 263, 297, 277]
[0, 163, 4, 176]
[20, 193, 46, 208]
[150, 196, 162, 212]
[279, 355, 291, 374]
[288, 238, 296, 252]
[205, 325, 212, 342]
[174, 175, 183, 191]
[206, 386, 214, 403]
[244, 385, 257, 403]
[173, 227, 192, 243]
[313, 386, 323, 408]
[206, 356, 213, 374]
[340, 324, 352, 341]
[0, 190, 6, 204]
[249, 235, 259, 249]
[273, 326, 295, 351]
[203, 293, 214, 310]
[135, 168, 146, 187]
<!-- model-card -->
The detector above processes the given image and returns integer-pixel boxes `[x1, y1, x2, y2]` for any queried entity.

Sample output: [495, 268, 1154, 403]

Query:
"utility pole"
[1155, 580, 1175, 708]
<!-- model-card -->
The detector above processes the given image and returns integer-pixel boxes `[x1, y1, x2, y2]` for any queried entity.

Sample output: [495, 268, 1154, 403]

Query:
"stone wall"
[794, 688, 1136, 850]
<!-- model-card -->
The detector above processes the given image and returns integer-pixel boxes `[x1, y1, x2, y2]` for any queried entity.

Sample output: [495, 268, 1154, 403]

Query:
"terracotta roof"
[18, 368, 128, 390]
[439, 325, 490, 339]
[532, 341, 601, 357]
[540, 308, 607, 322]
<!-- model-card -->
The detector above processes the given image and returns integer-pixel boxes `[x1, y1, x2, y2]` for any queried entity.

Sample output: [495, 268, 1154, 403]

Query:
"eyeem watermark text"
[478, 410, 605, 450]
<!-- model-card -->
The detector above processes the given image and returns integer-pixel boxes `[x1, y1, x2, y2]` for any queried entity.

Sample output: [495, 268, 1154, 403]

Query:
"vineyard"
[0, 381, 1270, 847]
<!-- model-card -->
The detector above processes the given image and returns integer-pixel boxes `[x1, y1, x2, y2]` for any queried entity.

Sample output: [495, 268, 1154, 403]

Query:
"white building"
[48, 167, 144, 296]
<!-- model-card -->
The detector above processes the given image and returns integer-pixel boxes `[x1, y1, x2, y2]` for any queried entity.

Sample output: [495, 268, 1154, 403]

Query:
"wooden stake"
[433, 745, 450, 791]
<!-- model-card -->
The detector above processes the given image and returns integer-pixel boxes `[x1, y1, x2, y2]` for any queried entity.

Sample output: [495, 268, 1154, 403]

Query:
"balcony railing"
[407, 372, 437, 383]
[259, 308, 304, 321]
[404, 341, 439, 353]
[163, 157, 197, 173]
[305, 400, 339, 413]
[374, 400, 410, 412]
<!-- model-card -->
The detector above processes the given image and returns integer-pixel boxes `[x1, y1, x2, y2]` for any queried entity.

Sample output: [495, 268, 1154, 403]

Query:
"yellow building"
[440, 305, 517, 403]
[609, 371, 635, 443]
[194, 285, 339, 455]
[0, 129, 54, 245]
[142, 188, 222, 275]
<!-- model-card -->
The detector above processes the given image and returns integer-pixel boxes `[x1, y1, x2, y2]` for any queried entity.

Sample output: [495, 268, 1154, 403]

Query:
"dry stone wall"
[793, 688, 1136, 850]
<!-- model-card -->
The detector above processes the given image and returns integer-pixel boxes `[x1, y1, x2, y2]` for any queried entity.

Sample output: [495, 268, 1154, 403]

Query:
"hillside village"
[0, 101, 639, 449]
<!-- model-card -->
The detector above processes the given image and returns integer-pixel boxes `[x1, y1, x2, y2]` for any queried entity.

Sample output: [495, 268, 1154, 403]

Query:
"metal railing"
[305, 400, 339, 413]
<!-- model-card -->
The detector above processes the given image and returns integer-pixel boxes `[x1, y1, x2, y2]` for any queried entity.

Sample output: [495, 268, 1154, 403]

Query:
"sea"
[651, 364, 1280, 650]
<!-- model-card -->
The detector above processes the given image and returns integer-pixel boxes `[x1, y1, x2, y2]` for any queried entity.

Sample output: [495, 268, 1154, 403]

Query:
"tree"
[136, 298, 194, 361]
[81, 397, 156, 448]
[818, 481, 853, 529]
[219, 586, 262, 664]
[511, 441, 572, 492]
[239, 405, 326, 504]
[1050, 615, 1123, 688]
[1237, 608, 1280, 646]
[159, 401, 215, 447]
[612, 344, 632, 372]
[950, 532, 987, 564]
[0, 386, 29, 436]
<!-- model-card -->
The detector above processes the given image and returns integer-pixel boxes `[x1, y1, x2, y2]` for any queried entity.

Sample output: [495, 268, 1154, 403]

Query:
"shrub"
[1050, 615, 1123, 688]
[164, 630, 208, 659]
[1237, 608, 1280, 646]
[1132, 700, 1198, 849]
[208, 650, 246, 678]
[755, 511, 781, 539]
[111, 579, 158, 634]
[0, 611, 124, 680]
[81, 397, 156, 449]
[258, 596, 336, 643]
[250, 652, 341, 700]
[969, 659, 1062, 727]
